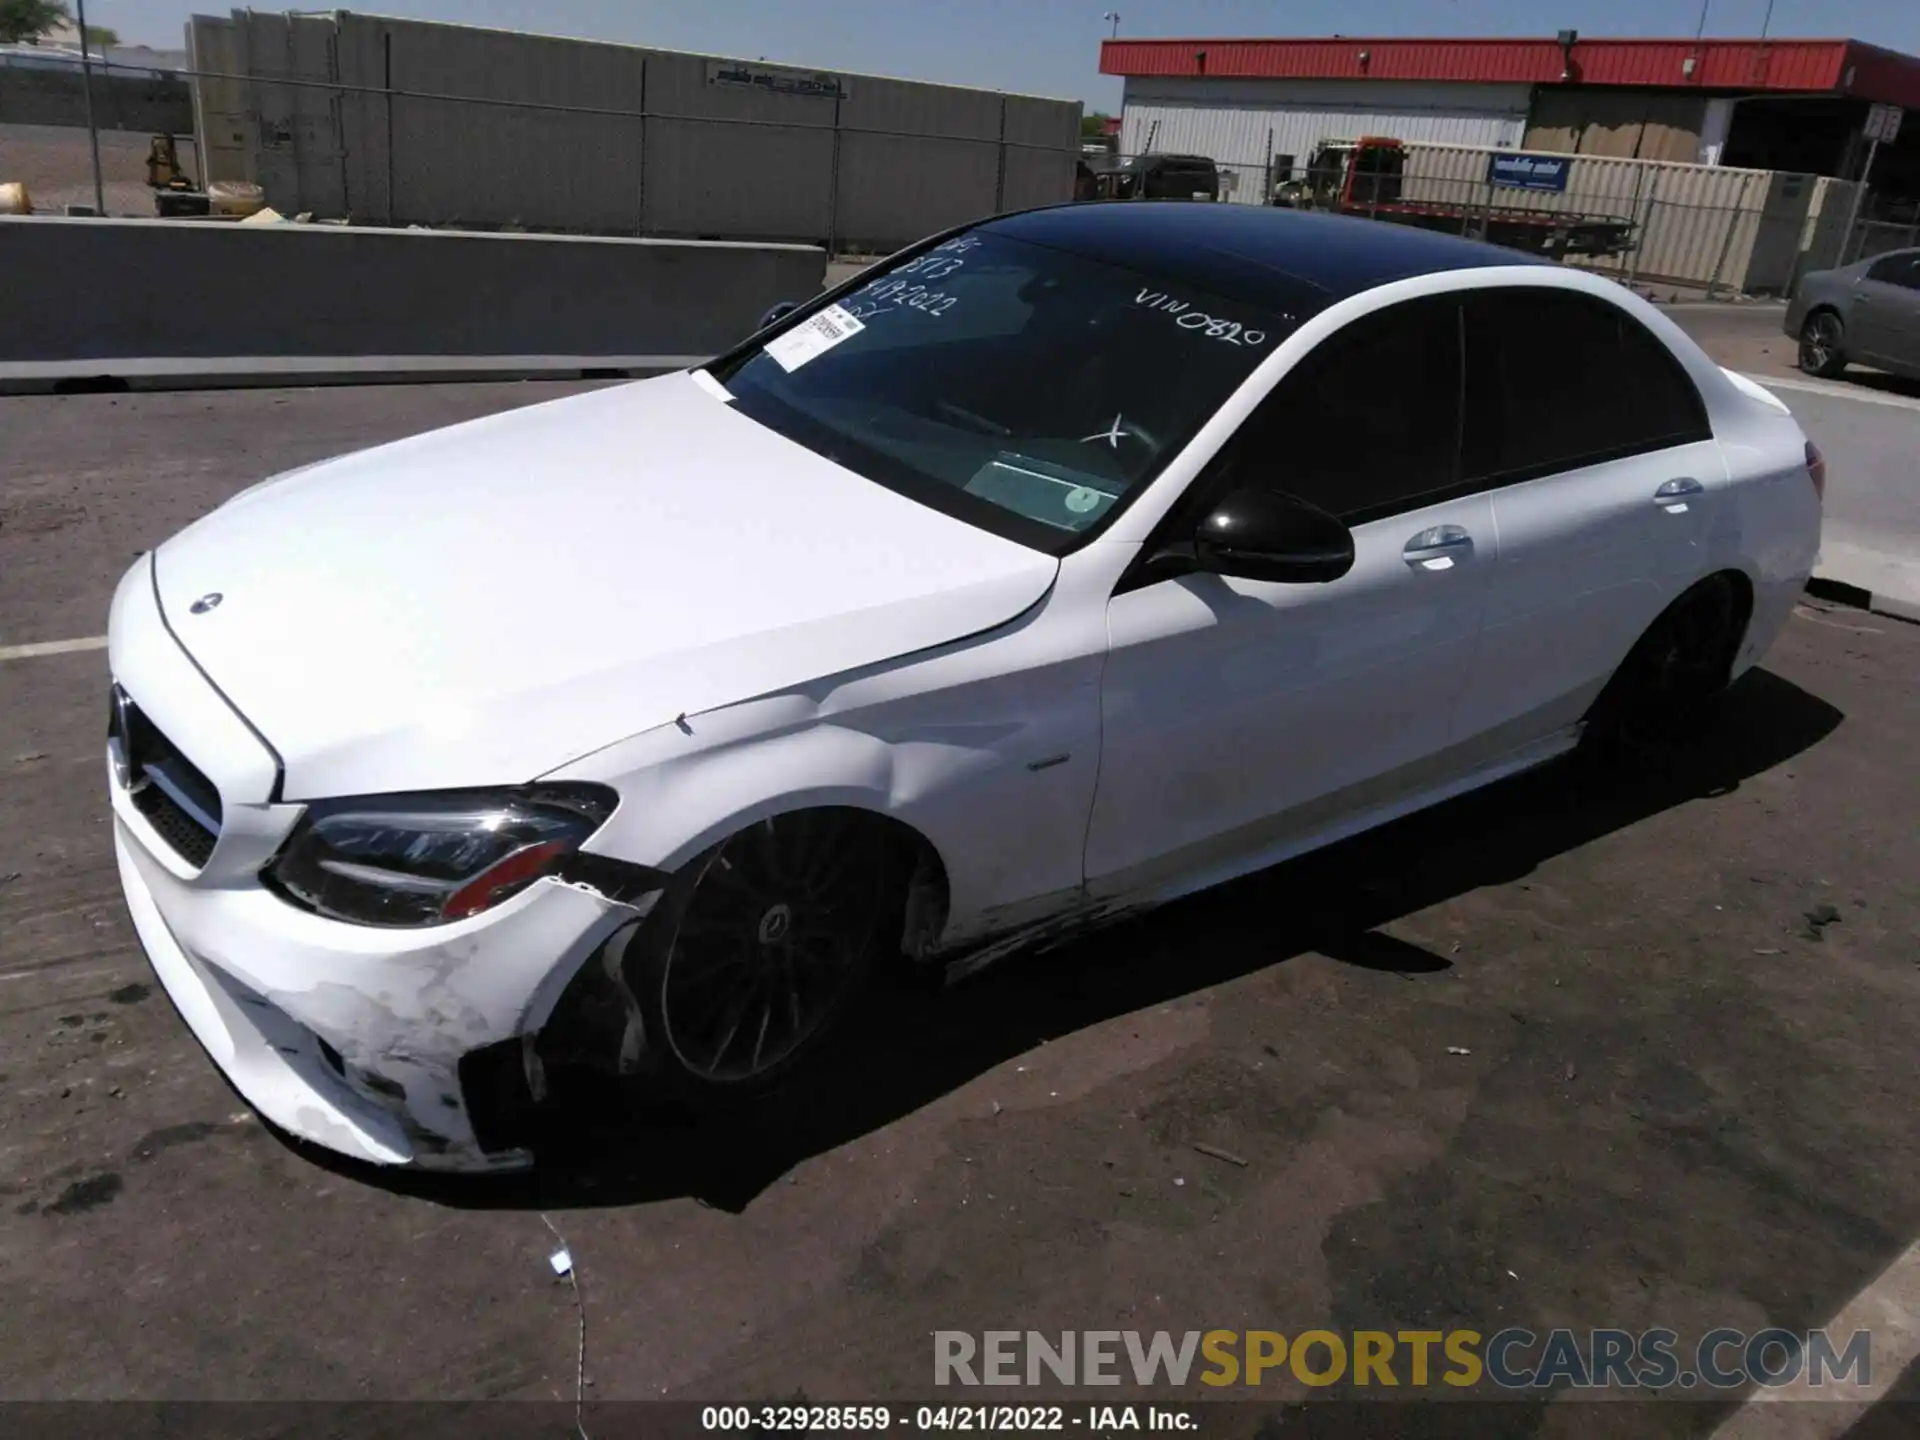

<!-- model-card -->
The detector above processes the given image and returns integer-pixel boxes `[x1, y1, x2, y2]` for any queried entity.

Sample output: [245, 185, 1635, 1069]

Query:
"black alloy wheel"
[1797, 311, 1847, 378]
[656, 811, 893, 1089]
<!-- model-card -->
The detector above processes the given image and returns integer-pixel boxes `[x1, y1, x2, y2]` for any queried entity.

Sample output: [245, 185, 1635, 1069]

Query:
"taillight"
[1806, 441, 1826, 502]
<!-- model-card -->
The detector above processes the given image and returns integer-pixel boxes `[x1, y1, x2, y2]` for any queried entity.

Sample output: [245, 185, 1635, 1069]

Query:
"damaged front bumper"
[106, 553, 666, 1172]
[116, 812, 652, 1171]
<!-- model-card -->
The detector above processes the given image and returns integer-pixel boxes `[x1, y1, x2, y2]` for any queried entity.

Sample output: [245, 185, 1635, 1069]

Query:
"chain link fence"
[180, 11, 1081, 256]
[1837, 197, 1920, 268]
[1102, 145, 1916, 298]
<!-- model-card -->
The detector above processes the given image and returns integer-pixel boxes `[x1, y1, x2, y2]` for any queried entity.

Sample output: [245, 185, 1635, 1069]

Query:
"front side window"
[1215, 295, 1464, 525]
[1462, 288, 1710, 486]
[708, 229, 1302, 552]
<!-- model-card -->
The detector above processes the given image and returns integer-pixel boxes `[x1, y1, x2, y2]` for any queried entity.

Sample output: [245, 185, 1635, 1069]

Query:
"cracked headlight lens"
[267, 784, 617, 928]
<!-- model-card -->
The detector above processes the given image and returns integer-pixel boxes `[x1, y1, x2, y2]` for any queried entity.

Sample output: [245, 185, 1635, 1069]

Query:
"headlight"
[266, 783, 617, 928]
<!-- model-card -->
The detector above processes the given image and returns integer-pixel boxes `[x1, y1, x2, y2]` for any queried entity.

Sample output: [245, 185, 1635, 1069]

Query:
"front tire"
[1797, 310, 1848, 378]
[626, 810, 904, 1104]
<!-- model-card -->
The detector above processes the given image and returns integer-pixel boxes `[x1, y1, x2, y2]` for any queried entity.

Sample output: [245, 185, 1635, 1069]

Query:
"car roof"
[984, 201, 1549, 322]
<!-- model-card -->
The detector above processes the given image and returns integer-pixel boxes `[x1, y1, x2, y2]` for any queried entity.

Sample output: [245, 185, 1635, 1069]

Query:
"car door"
[1085, 294, 1499, 896]
[1449, 286, 1722, 749]
[1849, 252, 1920, 375]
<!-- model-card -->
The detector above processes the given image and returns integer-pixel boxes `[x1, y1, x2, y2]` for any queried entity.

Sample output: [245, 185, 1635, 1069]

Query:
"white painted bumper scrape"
[115, 820, 638, 1173]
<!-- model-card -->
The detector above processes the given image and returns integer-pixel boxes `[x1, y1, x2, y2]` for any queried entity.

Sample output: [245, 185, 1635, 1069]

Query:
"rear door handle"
[1403, 524, 1474, 570]
[1655, 477, 1705, 510]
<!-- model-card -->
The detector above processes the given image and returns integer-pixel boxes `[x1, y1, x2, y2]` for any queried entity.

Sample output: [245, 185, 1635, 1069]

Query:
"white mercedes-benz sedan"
[107, 203, 1823, 1172]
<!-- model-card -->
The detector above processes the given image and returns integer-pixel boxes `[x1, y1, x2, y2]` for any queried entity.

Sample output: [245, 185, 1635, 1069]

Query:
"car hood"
[153, 371, 1058, 800]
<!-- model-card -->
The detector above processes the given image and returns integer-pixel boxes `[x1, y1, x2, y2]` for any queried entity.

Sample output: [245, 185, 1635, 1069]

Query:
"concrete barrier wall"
[0, 215, 823, 378]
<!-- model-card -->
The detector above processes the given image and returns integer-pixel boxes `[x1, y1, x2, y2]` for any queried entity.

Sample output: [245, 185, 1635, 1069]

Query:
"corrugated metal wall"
[640, 43, 833, 240]
[239, 10, 347, 217]
[187, 14, 247, 185]
[1523, 91, 1706, 163]
[192, 9, 1079, 250]
[1119, 77, 1529, 203]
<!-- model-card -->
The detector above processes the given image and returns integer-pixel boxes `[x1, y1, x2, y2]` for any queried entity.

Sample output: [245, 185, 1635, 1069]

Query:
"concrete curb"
[1811, 540, 1920, 622]
[1806, 577, 1920, 626]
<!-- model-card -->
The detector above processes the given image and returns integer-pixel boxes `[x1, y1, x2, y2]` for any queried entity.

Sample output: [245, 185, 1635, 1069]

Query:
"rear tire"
[1580, 575, 1743, 764]
[1797, 310, 1848, 378]
[624, 809, 906, 1107]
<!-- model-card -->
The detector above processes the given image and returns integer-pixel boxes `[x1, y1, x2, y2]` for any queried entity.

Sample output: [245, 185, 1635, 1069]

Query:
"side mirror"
[756, 300, 801, 331]
[1193, 486, 1354, 584]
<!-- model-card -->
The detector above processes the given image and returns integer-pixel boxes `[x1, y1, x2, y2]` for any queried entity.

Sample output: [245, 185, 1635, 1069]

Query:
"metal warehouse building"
[1101, 34, 1920, 200]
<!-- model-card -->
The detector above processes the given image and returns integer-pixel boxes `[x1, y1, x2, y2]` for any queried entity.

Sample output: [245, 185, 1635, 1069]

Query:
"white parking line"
[0, 636, 107, 662]
[1745, 371, 1920, 412]
[1710, 1237, 1920, 1439]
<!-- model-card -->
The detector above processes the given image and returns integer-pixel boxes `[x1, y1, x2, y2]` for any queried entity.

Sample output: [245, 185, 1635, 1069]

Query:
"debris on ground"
[1173, 1177, 1186, 1187]
[1192, 1142, 1248, 1168]
[1447, 1046, 1473, 1056]
[540, 1215, 590, 1440]
[1802, 903, 1844, 941]
[1564, 1063, 1577, 1081]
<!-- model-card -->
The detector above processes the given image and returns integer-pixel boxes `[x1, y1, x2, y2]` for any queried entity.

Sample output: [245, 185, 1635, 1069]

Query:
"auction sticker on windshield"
[765, 304, 866, 372]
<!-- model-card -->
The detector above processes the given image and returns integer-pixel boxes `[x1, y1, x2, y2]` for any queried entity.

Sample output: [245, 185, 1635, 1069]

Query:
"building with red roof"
[1099, 33, 1918, 196]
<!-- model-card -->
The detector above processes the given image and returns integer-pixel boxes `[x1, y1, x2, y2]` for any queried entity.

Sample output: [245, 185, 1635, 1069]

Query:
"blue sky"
[90, 0, 1920, 108]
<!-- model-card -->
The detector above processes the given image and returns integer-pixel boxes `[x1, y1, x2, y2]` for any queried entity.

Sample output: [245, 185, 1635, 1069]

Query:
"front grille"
[133, 783, 219, 867]
[110, 685, 222, 868]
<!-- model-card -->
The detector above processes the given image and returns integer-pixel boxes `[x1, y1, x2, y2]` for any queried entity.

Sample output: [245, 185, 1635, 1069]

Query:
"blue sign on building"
[1486, 152, 1572, 192]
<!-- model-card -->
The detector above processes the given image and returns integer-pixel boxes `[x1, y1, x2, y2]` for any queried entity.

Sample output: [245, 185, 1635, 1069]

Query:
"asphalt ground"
[2, 381, 1918, 1439]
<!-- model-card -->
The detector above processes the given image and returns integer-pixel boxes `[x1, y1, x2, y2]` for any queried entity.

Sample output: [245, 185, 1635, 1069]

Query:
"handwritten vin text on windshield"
[1134, 290, 1267, 347]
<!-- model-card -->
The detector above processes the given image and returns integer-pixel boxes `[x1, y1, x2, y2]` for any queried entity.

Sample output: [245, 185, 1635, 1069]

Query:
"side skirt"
[933, 722, 1583, 985]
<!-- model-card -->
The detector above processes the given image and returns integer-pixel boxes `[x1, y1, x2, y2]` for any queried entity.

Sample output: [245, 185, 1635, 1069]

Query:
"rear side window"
[1226, 294, 1463, 524]
[1866, 252, 1920, 289]
[1463, 288, 1711, 486]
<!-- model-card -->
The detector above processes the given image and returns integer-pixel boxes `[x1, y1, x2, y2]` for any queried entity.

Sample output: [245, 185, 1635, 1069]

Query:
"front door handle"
[1654, 476, 1705, 511]
[1403, 524, 1474, 570]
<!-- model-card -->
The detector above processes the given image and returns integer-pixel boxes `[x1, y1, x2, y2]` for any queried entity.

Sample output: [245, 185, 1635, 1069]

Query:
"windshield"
[708, 229, 1298, 552]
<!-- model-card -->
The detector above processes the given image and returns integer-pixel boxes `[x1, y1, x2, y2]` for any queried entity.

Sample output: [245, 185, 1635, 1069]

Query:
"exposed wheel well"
[536, 805, 952, 1082]
[1585, 568, 1754, 738]
[1716, 568, 1756, 675]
